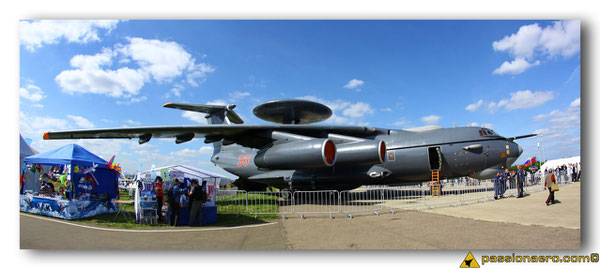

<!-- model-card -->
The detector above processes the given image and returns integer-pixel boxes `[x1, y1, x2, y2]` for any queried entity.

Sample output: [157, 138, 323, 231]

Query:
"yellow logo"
[460, 252, 480, 268]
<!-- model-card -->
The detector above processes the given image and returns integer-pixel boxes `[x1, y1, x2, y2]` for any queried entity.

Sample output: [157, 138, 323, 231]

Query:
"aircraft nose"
[518, 144, 523, 156]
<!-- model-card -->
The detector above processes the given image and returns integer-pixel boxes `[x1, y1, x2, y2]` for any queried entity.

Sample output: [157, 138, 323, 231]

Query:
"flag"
[524, 156, 537, 167]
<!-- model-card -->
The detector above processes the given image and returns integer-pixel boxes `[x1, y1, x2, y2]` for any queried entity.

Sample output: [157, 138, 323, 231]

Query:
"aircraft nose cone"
[518, 144, 523, 156]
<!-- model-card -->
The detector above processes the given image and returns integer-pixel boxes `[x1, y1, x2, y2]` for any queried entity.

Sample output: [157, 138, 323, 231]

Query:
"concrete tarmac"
[20, 183, 580, 250]
[20, 214, 289, 250]
[425, 182, 580, 229]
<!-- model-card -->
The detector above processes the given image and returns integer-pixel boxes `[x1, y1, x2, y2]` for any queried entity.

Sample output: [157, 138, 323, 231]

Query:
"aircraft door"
[428, 146, 442, 171]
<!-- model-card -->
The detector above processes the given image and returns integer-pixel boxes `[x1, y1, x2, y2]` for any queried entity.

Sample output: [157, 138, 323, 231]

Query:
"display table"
[167, 205, 217, 226]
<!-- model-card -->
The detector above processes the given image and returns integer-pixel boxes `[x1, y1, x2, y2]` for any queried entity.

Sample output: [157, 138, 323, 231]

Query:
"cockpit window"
[479, 128, 496, 136]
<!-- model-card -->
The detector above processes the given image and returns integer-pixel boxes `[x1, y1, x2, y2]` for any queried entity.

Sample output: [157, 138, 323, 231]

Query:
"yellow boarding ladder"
[431, 170, 440, 196]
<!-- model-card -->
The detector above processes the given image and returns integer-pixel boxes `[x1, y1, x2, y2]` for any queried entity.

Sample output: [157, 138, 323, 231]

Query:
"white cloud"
[297, 96, 373, 125]
[343, 79, 364, 91]
[70, 48, 114, 70]
[465, 100, 484, 112]
[116, 96, 147, 105]
[124, 120, 141, 126]
[531, 99, 580, 160]
[533, 97, 580, 129]
[170, 147, 213, 157]
[479, 90, 554, 113]
[229, 91, 251, 101]
[20, 20, 119, 52]
[504, 90, 554, 111]
[20, 112, 70, 139]
[381, 108, 392, 112]
[492, 20, 579, 75]
[56, 37, 214, 102]
[207, 99, 228, 106]
[182, 111, 207, 124]
[421, 115, 441, 125]
[493, 24, 542, 59]
[119, 37, 190, 82]
[56, 65, 146, 98]
[492, 58, 541, 75]
[570, 97, 580, 108]
[493, 20, 580, 59]
[20, 83, 45, 102]
[487, 99, 509, 113]
[342, 102, 374, 118]
[66, 115, 95, 128]
[164, 85, 184, 98]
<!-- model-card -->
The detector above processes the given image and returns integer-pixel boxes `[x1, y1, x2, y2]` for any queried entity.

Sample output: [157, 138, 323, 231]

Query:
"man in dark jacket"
[169, 178, 187, 226]
[188, 180, 207, 226]
[516, 165, 526, 198]
[493, 172, 501, 200]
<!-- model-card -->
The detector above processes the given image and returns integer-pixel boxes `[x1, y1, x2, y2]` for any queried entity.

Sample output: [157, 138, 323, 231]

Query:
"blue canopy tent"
[20, 144, 119, 219]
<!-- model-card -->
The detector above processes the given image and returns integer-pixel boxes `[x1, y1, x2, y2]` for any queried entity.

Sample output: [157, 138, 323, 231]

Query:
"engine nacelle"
[335, 140, 386, 166]
[254, 139, 337, 169]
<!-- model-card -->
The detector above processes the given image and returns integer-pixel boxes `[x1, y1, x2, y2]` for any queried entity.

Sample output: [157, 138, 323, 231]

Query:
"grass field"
[68, 190, 280, 229]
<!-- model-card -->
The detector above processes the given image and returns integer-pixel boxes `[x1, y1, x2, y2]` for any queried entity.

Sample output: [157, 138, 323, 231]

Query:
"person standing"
[169, 178, 187, 226]
[544, 170, 556, 206]
[501, 169, 510, 197]
[516, 165, 526, 198]
[188, 180, 207, 226]
[493, 172, 501, 200]
[154, 176, 164, 222]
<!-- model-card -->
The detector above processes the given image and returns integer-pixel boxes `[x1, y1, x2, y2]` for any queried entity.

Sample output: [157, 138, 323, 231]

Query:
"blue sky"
[19, 20, 580, 176]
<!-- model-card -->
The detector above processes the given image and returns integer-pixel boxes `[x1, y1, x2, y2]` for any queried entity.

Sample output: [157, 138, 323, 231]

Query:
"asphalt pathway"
[20, 183, 580, 249]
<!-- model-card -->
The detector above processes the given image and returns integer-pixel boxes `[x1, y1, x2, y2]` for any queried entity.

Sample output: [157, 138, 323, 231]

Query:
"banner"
[20, 195, 117, 219]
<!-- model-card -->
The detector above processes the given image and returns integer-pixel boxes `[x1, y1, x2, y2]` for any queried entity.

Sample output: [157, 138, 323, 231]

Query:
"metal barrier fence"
[247, 191, 293, 218]
[215, 190, 248, 214]
[215, 173, 576, 219]
[458, 180, 494, 205]
[382, 185, 425, 212]
[293, 190, 339, 219]
[340, 189, 384, 218]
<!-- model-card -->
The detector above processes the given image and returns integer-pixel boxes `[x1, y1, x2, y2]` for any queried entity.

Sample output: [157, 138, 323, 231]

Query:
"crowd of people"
[493, 167, 527, 200]
[157, 177, 208, 227]
[492, 162, 581, 206]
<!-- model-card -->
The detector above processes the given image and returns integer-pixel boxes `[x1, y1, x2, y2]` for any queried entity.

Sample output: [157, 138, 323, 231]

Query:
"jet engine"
[254, 138, 337, 169]
[335, 140, 386, 166]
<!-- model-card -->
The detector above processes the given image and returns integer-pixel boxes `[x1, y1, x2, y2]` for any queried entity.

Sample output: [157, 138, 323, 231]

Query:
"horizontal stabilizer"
[164, 103, 244, 124]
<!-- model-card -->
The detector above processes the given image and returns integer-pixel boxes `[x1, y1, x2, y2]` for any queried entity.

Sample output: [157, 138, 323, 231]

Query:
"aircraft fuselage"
[211, 126, 522, 191]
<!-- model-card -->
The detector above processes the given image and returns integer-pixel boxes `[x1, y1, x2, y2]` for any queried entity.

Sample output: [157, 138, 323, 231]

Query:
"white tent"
[19, 134, 38, 172]
[540, 156, 580, 172]
[138, 164, 233, 185]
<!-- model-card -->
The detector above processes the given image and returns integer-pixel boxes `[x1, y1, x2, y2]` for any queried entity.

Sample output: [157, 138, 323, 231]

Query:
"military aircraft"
[43, 99, 535, 191]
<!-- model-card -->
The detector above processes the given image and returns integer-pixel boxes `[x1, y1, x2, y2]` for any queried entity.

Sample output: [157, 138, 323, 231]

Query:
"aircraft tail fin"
[163, 103, 244, 125]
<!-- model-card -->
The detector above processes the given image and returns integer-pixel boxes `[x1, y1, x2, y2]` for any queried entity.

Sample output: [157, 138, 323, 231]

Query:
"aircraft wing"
[43, 124, 383, 148]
